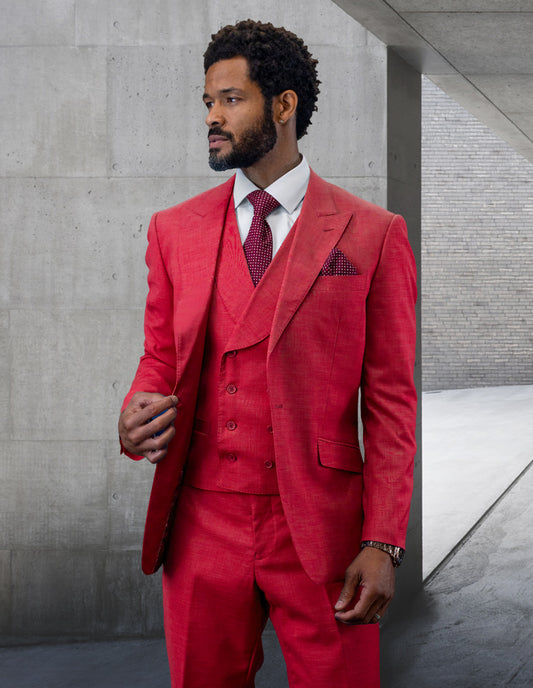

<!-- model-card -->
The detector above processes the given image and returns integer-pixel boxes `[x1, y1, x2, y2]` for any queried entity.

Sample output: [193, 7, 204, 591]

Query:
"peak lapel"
[179, 177, 235, 293]
[269, 172, 353, 355]
[175, 177, 234, 373]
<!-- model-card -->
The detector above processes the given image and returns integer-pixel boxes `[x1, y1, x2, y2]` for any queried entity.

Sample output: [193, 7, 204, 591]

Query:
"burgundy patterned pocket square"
[319, 248, 358, 276]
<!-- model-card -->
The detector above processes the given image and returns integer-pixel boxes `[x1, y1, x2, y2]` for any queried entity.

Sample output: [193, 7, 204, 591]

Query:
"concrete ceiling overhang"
[332, 0, 533, 164]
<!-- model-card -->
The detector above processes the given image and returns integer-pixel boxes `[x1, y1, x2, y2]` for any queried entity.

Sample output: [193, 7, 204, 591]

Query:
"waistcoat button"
[267, 425, 273, 433]
[227, 350, 238, 358]
[226, 383, 237, 394]
[264, 460, 274, 469]
[226, 453, 237, 463]
[226, 420, 237, 431]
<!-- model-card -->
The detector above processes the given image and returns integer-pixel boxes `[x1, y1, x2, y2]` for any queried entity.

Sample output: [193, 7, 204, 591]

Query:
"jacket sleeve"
[360, 214, 417, 549]
[120, 212, 177, 458]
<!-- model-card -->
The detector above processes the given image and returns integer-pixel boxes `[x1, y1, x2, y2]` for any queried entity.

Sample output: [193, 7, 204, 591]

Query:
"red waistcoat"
[183, 202, 295, 494]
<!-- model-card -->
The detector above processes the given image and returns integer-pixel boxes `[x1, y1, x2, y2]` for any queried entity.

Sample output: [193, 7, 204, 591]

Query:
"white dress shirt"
[233, 156, 310, 257]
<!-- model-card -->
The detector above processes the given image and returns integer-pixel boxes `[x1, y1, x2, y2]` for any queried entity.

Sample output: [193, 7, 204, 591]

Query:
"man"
[119, 19, 417, 688]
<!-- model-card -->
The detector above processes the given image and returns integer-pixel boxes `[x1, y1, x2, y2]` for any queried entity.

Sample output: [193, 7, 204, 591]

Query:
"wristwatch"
[361, 541, 405, 568]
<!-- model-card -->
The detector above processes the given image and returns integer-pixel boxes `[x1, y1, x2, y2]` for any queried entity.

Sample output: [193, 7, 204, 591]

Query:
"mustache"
[208, 127, 234, 142]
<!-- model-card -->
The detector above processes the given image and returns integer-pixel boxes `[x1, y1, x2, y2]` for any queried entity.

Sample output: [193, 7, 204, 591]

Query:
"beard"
[208, 101, 277, 172]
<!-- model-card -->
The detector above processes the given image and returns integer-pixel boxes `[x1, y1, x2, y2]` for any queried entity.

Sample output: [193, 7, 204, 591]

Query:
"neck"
[242, 145, 302, 189]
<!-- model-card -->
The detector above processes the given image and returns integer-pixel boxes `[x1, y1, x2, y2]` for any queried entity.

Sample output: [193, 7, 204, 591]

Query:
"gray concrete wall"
[421, 77, 533, 391]
[1, 0, 422, 643]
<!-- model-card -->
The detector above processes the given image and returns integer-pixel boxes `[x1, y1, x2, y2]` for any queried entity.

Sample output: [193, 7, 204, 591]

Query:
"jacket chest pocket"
[295, 274, 369, 336]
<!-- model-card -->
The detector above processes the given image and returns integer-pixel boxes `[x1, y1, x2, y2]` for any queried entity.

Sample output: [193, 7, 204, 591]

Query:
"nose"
[205, 101, 223, 128]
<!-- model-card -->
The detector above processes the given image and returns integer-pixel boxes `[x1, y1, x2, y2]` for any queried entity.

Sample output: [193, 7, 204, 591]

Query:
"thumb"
[130, 391, 165, 410]
[335, 572, 360, 611]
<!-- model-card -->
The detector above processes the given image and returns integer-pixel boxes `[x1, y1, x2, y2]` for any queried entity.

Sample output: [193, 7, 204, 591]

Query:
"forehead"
[204, 56, 257, 93]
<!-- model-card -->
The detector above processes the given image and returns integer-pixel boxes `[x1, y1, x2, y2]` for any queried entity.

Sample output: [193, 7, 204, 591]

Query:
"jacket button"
[227, 350, 237, 358]
[264, 460, 274, 469]
[226, 383, 237, 394]
[226, 420, 237, 431]
[226, 453, 237, 463]
[267, 425, 273, 433]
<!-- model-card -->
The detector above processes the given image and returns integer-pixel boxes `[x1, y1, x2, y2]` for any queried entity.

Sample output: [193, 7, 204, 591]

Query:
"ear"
[273, 90, 298, 125]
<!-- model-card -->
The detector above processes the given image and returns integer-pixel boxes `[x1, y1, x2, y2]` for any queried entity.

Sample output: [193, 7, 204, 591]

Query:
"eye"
[227, 96, 239, 104]
[204, 101, 213, 109]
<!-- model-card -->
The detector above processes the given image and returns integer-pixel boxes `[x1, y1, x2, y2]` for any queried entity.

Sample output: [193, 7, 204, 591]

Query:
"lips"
[208, 135, 229, 149]
[208, 127, 233, 150]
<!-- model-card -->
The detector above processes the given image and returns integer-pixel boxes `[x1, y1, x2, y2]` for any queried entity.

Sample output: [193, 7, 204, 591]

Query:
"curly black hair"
[204, 19, 320, 140]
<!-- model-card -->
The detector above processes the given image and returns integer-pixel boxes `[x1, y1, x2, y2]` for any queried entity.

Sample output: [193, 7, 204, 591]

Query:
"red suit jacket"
[123, 170, 417, 584]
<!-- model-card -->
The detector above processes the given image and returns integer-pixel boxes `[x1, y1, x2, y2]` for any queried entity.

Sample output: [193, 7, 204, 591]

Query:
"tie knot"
[247, 190, 280, 221]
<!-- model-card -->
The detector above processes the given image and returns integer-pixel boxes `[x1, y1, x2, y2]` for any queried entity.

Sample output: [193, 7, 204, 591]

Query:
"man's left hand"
[334, 546, 395, 624]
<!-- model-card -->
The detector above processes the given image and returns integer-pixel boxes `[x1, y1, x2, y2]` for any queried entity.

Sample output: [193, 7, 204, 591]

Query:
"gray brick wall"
[421, 77, 533, 391]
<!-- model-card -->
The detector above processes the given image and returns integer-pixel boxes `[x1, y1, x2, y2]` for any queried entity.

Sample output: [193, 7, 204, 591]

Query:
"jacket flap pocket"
[317, 437, 363, 473]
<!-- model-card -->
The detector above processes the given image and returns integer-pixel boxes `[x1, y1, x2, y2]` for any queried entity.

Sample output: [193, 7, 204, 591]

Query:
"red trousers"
[162, 486, 380, 688]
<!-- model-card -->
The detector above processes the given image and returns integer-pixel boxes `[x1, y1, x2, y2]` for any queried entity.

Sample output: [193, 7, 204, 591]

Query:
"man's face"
[203, 56, 277, 171]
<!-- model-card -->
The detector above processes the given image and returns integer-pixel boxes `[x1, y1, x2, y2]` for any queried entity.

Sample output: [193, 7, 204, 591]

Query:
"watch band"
[361, 540, 405, 568]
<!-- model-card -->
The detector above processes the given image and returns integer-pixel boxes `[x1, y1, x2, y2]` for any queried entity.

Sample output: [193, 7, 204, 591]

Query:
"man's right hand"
[118, 392, 179, 464]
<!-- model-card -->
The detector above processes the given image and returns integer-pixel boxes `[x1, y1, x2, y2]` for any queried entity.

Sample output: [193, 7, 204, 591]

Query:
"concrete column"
[386, 48, 423, 615]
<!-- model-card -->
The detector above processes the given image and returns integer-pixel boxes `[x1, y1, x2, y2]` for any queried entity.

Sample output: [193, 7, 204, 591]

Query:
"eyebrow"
[203, 87, 245, 100]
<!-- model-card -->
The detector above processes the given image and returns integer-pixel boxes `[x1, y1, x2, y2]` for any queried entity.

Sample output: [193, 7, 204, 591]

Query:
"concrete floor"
[1, 386, 532, 687]
[423, 385, 533, 577]
[381, 460, 533, 688]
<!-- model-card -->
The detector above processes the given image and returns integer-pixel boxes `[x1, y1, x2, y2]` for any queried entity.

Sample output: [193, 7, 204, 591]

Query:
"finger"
[335, 585, 375, 625]
[367, 603, 389, 625]
[146, 405, 178, 437]
[157, 422, 176, 446]
[136, 422, 176, 457]
[137, 395, 179, 426]
[123, 397, 178, 446]
[351, 589, 392, 625]
[126, 391, 165, 415]
[364, 601, 385, 625]
[370, 610, 382, 624]
[145, 446, 167, 464]
[371, 599, 392, 624]
[334, 575, 360, 612]
[120, 394, 162, 433]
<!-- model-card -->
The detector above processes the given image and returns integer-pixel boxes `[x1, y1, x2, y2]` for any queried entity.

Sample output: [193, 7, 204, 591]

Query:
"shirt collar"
[233, 155, 310, 213]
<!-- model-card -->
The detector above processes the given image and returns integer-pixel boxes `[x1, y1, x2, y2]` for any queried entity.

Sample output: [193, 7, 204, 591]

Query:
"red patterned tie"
[243, 190, 280, 286]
